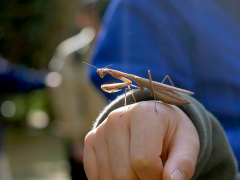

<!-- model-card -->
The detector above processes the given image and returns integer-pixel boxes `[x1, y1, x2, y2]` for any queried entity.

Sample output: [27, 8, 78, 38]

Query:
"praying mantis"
[83, 62, 194, 114]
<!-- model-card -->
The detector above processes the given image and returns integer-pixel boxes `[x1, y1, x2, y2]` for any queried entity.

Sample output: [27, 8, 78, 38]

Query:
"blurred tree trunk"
[35, 0, 80, 68]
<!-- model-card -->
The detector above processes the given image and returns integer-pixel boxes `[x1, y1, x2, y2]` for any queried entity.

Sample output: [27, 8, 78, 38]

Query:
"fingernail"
[171, 170, 185, 180]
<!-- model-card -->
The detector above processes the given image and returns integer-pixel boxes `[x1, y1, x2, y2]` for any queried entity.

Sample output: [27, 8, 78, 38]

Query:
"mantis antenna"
[104, 64, 113, 68]
[82, 62, 113, 69]
[82, 62, 98, 69]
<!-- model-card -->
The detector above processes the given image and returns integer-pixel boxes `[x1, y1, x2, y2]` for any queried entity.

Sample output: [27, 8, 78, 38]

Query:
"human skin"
[84, 101, 200, 180]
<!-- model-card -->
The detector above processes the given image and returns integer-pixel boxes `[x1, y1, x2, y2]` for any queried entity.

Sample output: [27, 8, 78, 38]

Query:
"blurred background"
[0, 0, 107, 179]
[1, 0, 240, 179]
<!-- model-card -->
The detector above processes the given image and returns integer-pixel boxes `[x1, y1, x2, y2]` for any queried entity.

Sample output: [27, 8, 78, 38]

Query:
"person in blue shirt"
[85, 0, 240, 179]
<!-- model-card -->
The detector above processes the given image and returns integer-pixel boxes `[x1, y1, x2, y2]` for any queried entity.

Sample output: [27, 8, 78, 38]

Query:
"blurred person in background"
[48, 0, 109, 179]
[84, 0, 240, 179]
[0, 54, 48, 180]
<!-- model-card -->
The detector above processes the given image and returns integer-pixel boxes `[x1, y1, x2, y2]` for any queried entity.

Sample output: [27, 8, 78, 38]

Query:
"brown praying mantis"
[83, 62, 194, 114]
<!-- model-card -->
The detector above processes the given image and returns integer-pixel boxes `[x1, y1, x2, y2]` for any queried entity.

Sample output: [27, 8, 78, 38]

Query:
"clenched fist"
[84, 101, 200, 180]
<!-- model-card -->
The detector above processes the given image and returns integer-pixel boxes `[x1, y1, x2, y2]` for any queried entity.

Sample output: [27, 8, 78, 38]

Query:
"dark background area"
[0, 0, 80, 69]
[0, 1, 82, 179]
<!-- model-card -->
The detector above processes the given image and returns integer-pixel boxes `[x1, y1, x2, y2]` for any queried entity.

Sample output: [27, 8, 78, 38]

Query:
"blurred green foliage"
[1, 89, 51, 123]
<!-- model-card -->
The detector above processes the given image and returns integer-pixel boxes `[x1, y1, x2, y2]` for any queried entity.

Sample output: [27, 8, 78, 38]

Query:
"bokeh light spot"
[1, 101, 16, 117]
[27, 110, 49, 129]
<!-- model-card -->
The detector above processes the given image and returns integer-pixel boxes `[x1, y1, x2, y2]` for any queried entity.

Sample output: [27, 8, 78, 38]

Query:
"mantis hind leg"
[162, 75, 175, 87]
[148, 70, 158, 113]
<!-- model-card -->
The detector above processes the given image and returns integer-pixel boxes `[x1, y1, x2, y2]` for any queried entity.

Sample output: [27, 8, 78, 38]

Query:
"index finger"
[129, 101, 166, 180]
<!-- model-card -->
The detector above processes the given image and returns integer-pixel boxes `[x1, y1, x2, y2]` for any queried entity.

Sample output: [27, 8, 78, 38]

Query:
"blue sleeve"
[0, 56, 47, 94]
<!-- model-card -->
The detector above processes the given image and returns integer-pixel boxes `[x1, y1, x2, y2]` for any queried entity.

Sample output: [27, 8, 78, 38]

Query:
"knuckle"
[134, 101, 153, 113]
[133, 101, 168, 118]
[106, 110, 128, 130]
[107, 111, 120, 126]
[108, 109, 121, 120]
[85, 126, 107, 146]
[94, 124, 107, 140]
[84, 130, 96, 145]
[130, 101, 155, 118]
[131, 153, 153, 171]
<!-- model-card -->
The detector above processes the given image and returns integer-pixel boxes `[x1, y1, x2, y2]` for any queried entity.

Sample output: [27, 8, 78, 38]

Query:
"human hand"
[84, 101, 200, 180]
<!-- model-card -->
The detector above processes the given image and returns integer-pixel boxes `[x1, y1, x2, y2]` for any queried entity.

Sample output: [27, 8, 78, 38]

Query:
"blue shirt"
[90, 0, 240, 169]
[0, 56, 47, 94]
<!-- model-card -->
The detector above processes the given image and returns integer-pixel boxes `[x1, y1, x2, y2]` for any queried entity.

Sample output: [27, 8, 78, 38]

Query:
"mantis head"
[97, 69, 108, 78]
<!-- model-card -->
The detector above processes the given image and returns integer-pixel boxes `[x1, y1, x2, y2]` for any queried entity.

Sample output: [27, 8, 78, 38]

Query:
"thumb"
[163, 112, 200, 180]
